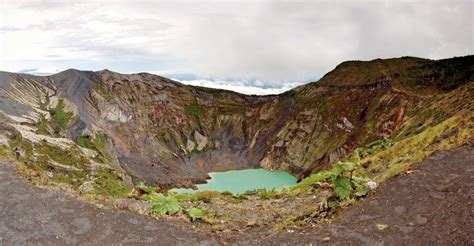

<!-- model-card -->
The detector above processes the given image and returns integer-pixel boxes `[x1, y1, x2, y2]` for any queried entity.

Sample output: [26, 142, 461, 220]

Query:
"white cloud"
[0, 0, 472, 85]
[175, 79, 302, 95]
[18, 66, 65, 76]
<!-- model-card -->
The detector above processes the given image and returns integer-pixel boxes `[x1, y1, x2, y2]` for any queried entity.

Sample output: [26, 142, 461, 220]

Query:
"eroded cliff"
[0, 55, 472, 188]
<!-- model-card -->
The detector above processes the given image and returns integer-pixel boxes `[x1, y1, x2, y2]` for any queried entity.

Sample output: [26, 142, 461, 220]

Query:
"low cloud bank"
[175, 79, 303, 95]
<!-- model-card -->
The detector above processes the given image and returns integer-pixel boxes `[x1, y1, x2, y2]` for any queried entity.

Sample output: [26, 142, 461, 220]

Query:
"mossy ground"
[1, 130, 131, 200]
[93, 169, 131, 197]
[364, 111, 473, 183]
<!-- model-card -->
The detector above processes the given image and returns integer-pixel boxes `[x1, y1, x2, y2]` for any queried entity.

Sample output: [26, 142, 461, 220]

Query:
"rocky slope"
[0, 55, 472, 189]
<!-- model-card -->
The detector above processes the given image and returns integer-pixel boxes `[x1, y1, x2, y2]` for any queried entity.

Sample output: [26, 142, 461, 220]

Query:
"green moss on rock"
[49, 99, 74, 129]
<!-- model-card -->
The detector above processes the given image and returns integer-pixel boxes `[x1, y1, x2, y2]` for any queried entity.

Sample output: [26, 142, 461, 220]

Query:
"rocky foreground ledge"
[1, 141, 472, 245]
[0, 160, 215, 245]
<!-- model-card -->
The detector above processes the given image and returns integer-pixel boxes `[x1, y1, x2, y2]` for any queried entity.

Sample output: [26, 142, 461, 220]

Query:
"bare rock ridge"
[0, 55, 473, 188]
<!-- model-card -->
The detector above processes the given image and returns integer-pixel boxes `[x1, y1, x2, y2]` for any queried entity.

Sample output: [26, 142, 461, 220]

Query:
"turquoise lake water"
[173, 168, 297, 194]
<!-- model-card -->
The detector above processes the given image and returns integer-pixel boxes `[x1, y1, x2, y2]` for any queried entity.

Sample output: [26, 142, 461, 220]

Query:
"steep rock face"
[0, 56, 472, 187]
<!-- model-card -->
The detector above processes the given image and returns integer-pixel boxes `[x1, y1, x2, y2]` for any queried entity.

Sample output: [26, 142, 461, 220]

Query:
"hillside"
[0, 55, 473, 192]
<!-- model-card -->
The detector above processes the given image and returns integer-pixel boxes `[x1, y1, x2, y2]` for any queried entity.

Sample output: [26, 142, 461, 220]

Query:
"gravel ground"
[223, 141, 474, 245]
[1, 141, 472, 245]
[0, 161, 217, 245]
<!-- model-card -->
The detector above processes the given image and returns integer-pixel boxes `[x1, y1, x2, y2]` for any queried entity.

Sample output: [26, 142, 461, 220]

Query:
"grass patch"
[242, 188, 280, 200]
[36, 113, 48, 135]
[51, 173, 83, 190]
[184, 98, 206, 119]
[95, 83, 114, 101]
[77, 133, 108, 152]
[49, 99, 74, 129]
[353, 138, 393, 161]
[363, 111, 473, 183]
[190, 190, 222, 203]
[93, 169, 131, 198]
[35, 140, 88, 168]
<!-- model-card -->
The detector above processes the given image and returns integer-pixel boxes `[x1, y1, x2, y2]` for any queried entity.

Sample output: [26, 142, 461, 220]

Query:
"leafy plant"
[149, 193, 182, 215]
[332, 176, 352, 200]
[295, 161, 374, 201]
[185, 207, 208, 221]
[352, 176, 370, 197]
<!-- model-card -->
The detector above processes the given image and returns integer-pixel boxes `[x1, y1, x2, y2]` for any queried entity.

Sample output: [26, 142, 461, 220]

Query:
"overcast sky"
[0, 0, 472, 94]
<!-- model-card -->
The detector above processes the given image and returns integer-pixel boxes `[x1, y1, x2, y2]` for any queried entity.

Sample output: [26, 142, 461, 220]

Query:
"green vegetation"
[95, 83, 114, 101]
[146, 193, 182, 215]
[363, 111, 473, 183]
[134, 184, 216, 221]
[51, 173, 83, 190]
[36, 113, 48, 135]
[93, 169, 131, 198]
[275, 214, 309, 231]
[77, 135, 95, 149]
[7, 131, 129, 197]
[184, 98, 206, 119]
[35, 140, 88, 168]
[242, 188, 280, 200]
[77, 133, 108, 152]
[295, 161, 371, 201]
[49, 99, 74, 129]
[189, 190, 223, 203]
[76, 133, 112, 164]
[136, 182, 158, 193]
[351, 138, 393, 163]
[185, 207, 209, 221]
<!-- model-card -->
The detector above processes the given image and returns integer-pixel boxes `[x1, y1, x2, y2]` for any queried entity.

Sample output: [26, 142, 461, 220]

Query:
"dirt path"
[224, 141, 474, 245]
[1, 142, 473, 245]
[0, 161, 217, 245]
